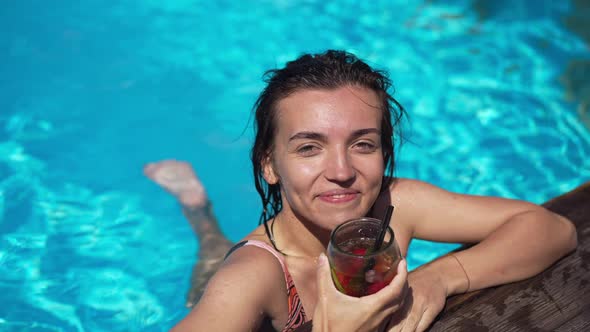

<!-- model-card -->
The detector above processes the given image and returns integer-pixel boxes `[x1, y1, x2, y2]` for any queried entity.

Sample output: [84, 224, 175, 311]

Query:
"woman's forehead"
[274, 86, 382, 135]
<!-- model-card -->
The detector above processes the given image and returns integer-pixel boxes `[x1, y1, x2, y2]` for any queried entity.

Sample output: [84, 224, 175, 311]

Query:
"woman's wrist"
[424, 253, 471, 297]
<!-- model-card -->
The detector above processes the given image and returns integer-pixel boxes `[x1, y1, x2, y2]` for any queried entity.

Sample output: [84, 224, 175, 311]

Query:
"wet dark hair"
[251, 50, 405, 241]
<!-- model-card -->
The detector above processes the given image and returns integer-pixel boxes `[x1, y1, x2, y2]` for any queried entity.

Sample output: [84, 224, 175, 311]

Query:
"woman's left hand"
[384, 264, 448, 332]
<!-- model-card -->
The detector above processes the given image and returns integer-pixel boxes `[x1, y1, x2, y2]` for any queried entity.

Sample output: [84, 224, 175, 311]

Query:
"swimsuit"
[225, 240, 307, 331]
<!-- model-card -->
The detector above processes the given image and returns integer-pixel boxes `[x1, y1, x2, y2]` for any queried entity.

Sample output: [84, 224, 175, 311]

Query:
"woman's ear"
[262, 156, 279, 185]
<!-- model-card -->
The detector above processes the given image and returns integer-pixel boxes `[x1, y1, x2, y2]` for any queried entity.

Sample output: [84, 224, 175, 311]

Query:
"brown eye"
[297, 145, 321, 156]
[354, 141, 377, 153]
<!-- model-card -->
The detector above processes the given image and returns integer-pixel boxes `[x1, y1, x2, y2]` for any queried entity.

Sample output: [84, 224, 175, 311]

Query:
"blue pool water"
[1, 0, 590, 330]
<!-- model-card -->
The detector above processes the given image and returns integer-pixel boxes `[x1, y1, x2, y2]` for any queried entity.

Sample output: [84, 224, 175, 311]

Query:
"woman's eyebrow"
[289, 128, 380, 142]
[350, 128, 381, 139]
[289, 131, 327, 142]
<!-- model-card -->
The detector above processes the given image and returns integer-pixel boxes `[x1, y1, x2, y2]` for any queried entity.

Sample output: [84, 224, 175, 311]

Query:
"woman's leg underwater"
[144, 160, 234, 307]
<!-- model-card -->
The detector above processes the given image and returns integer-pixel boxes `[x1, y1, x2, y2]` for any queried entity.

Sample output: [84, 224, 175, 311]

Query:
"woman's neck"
[271, 210, 329, 258]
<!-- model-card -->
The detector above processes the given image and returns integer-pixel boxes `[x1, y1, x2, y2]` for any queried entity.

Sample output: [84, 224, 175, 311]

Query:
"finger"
[394, 276, 409, 305]
[400, 306, 425, 332]
[382, 283, 408, 317]
[384, 287, 413, 331]
[365, 267, 410, 329]
[394, 259, 408, 287]
[375, 259, 408, 301]
[383, 312, 404, 332]
[366, 259, 408, 319]
[375, 292, 407, 327]
[415, 308, 438, 332]
[315, 253, 331, 296]
[377, 315, 394, 332]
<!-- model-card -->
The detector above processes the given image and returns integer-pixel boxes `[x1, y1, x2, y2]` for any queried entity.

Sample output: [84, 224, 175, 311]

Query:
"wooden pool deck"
[429, 181, 590, 331]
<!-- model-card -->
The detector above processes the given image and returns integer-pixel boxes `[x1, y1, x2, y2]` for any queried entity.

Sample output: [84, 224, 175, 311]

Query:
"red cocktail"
[327, 218, 401, 297]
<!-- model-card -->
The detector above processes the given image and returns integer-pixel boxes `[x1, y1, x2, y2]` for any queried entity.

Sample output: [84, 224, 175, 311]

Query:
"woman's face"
[264, 85, 384, 231]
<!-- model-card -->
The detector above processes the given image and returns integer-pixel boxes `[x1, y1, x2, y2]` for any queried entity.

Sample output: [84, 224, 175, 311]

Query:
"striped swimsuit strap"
[225, 240, 307, 331]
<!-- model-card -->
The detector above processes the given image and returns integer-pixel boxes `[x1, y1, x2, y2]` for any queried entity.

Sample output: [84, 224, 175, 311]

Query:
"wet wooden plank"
[429, 181, 590, 331]
[554, 303, 590, 332]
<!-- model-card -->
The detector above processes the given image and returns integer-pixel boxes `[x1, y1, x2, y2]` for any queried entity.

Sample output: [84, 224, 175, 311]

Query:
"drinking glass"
[327, 217, 401, 297]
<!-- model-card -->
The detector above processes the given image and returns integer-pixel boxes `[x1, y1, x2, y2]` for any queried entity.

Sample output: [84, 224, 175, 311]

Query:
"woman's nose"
[324, 149, 356, 183]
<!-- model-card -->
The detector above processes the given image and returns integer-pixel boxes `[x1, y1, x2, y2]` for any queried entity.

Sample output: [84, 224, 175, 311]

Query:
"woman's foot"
[143, 160, 208, 209]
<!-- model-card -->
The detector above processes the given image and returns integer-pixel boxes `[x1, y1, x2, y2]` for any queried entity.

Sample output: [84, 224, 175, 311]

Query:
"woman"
[145, 50, 577, 331]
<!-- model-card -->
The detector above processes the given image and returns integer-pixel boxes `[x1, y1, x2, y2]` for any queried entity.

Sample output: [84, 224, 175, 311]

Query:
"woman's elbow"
[554, 213, 577, 255]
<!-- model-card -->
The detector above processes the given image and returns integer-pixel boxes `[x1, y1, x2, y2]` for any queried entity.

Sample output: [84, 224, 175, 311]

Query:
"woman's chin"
[324, 212, 366, 230]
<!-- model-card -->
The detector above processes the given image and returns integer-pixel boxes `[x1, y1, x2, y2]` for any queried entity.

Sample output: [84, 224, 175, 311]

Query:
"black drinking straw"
[364, 205, 394, 272]
[373, 205, 394, 251]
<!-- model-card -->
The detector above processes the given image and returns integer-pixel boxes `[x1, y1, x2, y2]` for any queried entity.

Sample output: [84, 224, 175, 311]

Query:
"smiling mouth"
[318, 192, 359, 203]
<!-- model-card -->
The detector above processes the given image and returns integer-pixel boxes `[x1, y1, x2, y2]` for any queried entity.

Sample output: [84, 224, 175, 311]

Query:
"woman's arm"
[383, 179, 577, 331]
[393, 179, 576, 293]
[171, 245, 288, 331]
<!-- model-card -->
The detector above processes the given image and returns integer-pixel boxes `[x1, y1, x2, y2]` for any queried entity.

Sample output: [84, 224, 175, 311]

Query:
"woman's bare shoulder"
[173, 241, 288, 331]
[375, 178, 447, 240]
[223, 239, 285, 270]
[375, 177, 439, 210]
[387, 177, 437, 193]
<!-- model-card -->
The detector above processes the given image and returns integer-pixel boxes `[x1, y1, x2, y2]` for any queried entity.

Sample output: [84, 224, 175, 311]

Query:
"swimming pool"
[1, 0, 589, 330]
